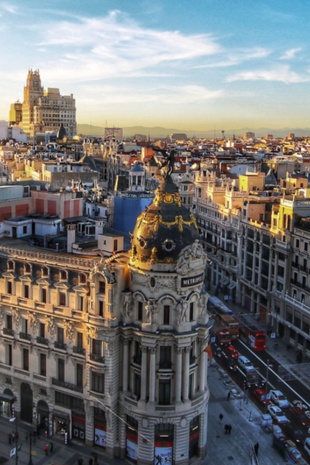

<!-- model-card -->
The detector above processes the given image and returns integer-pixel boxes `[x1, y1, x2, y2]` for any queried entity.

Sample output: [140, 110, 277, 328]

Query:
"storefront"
[72, 412, 86, 442]
[53, 410, 70, 439]
[154, 424, 173, 465]
[0, 390, 15, 418]
[94, 407, 107, 448]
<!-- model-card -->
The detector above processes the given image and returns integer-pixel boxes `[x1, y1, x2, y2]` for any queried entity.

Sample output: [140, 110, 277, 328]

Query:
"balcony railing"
[3, 328, 14, 337]
[52, 377, 83, 393]
[54, 341, 67, 351]
[19, 332, 32, 341]
[73, 346, 86, 355]
[89, 354, 105, 363]
[36, 336, 49, 346]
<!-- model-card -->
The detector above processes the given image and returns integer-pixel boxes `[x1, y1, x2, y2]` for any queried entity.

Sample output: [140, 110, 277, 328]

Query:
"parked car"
[289, 404, 310, 429]
[282, 423, 307, 445]
[267, 404, 290, 424]
[253, 388, 271, 406]
[269, 390, 290, 408]
[238, 355, 254, 372]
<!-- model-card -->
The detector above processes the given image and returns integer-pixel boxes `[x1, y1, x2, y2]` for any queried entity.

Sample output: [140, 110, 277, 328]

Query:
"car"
[269, 390, 290, 408]
[267, 404, 290, 424]
[282, 423, 307, 445]
[253, 388, 271, 406]
[224, 344, 239, 359]
[289, 404, 310, 429]
[238, 355, 254, 372]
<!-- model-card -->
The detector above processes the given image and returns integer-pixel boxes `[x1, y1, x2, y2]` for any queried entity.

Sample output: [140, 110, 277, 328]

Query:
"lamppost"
[9, 416, 18, 465]
[28, 432, 33, 465]
[264, 359, 273, 413]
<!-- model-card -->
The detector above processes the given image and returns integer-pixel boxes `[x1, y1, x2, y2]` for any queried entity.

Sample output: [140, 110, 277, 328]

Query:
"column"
[199, 345, 206, 393]
[129, 339, 135, 393]
[149, 348, 156, 402]
[140, 346, 148, 401]
[122, 339, 129, 392]
[183, 347, 190, 401]
[175, 348, 183, 402]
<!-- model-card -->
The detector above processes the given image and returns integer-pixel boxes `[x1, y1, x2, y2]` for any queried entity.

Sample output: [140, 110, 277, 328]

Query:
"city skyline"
[0, 0, 309, 132]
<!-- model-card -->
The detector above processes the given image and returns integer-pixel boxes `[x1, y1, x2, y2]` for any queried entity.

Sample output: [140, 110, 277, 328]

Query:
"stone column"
[129, 339, 135, 393]
[175, 347, 183, 402]
[140, 346, 148, 401]
[149, 347, 156, 402]
[122, 339, 129, 392]
[199, 345, 206, 392]
[183, 347, 190, 401]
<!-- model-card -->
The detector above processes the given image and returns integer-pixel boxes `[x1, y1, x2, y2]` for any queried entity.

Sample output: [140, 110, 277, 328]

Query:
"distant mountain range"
[77, 124, 310, 139]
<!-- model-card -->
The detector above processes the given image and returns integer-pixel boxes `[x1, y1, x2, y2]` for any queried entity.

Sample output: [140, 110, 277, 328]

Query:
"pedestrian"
[228, 424, 232, 434]
[78, 459, 83, 465]
[93, 452, 98, 465]
[224, 424, 229, 434]
[227, 390, 231, 400]
[219, 413, 223, 421]
[254, 442, 259, 456]
[89, 458, 93, 465]
[50, 441, 54, 453]
[25, 432, 29, 442]
[8, 433, 12, 444]
[12, 431, 15, 442]
[44, 444, 49, 455]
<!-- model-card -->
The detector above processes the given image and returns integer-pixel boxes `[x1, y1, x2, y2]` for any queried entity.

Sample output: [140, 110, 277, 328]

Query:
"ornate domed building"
[112, 172, 212, 464]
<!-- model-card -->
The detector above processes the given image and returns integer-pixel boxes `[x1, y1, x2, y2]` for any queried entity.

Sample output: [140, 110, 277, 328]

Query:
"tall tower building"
[20, 69, 76, 139]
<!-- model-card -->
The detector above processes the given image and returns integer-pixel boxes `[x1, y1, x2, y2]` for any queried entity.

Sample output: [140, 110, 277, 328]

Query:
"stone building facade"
[0, 175, 211, 464]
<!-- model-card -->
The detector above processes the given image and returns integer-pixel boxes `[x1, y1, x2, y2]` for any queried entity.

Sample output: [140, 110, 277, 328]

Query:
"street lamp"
[28, 432, 33, 465]
[9, 416, 18, 465]
[264, 359, 273, 413]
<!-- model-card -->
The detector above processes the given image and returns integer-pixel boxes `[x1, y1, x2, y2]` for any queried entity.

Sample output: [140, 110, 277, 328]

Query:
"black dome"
[130, 175, 199, 265]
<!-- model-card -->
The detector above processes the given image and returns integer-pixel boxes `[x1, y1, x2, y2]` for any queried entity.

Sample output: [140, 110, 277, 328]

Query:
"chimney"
[67, 224, 76, 253]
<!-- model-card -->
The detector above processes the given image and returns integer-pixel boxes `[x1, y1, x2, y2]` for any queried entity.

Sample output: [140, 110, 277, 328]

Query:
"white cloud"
[280, 48, 302, 60]
[0, 3, 18, 14]
[226, 65, 310, 84]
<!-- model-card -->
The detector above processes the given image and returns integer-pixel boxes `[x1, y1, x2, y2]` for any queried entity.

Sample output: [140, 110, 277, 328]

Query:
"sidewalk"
[206, 361, 295, 465]
[0, 416, 124, 465]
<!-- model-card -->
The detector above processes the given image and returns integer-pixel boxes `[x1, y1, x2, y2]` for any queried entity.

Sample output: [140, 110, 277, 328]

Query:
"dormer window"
[79, 273, 87, 284]
[42, 267, 49, 278]
[7, 261, 14, 271]
[60, 270, 68, 281]
[24, 263, 31, 275]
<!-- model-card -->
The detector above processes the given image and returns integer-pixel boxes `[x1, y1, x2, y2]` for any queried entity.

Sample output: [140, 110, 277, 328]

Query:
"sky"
[0, 0, 309, 133]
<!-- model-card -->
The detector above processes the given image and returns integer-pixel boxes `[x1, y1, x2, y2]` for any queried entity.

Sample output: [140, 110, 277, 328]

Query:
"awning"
[0, 393, 16, 403]
[52, 410, 70, 421]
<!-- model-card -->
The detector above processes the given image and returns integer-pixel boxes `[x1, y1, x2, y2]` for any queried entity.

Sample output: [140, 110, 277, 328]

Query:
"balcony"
[54, 341, 67, 351]
[89, 354, 105, 363]
[36, 336, 49, 346]
[52, 378, 83, 393]
[73, 346, 86, 356]
[19, 332, 32, 341]
[3, 328, 14, 337]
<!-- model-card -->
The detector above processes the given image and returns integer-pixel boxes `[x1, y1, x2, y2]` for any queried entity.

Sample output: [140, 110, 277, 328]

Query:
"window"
[57, 327, 64, 344]
[99, 301, 104, 317]
[91, 372, 104, 393]
[24, 284, 29, 298]
[7, 281, 12, 295]
[42, 267, 49, 277]
[159, 380, 171, 405]
[99, 281, 105, 294]
[76, 364, 83, 387]
[134, 341, 141, 364]
[137, 301, 143, 321]
[58, 358, 65, 381]
[59, 292, 66, 306]
[7, 261, 14, 271]
[6, 344, 12, 366]
[163, 305, 170, 324]
[7, 315, 13, 330]
[79, 273, 86, 284]
[41, 288, 47, 303]
[78, 295, 84, 311]
[92, 339, 102, 356]
[77, 332, 83, 349]
[40, 353, 47, 376]
[39, 323, 45, 338]
[23, 348, 29, 371]
[160, 346, 171, 369]
[190, 302, 194, 321]
[24, 263, 31, 274]
[60, 270, 67, 281]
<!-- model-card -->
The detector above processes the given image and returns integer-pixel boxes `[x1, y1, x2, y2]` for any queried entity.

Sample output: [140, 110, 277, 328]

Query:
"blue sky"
[0, 0, 309, 132]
